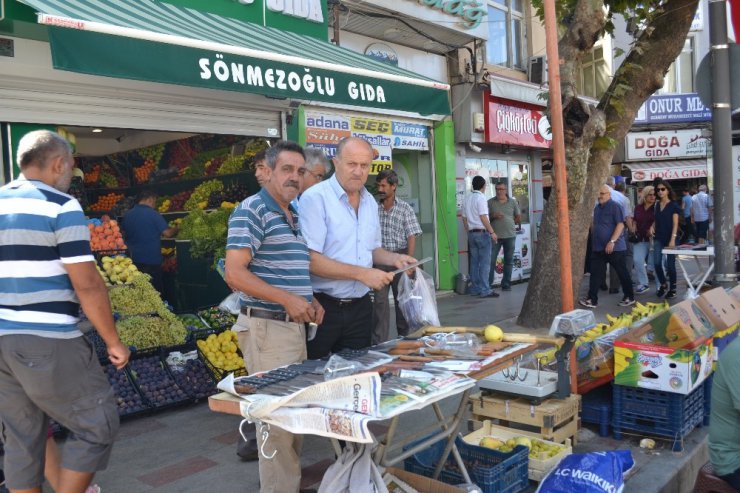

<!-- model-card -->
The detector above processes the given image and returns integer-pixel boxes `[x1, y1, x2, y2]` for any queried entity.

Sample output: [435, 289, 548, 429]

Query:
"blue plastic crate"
[613, 384, 705, 451]
[404, 435, 529, 493]
[581, 384, 613, 437]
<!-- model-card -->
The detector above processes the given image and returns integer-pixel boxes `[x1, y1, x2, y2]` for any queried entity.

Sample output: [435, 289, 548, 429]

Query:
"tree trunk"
[518, 0, 700, 328]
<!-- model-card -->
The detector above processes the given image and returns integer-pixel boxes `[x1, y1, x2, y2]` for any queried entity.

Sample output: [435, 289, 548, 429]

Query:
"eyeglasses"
[306, 169, 325, 181]
[646, 193, 655, 196]
[656, 187, 667, 192]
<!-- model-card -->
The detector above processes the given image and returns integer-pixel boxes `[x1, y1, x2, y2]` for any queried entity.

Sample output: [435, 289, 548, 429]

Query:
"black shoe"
[608, 288, 620, 294]
[665, 289, 677, 300]
[480, 291, 500, 298]
[657, 284, 667, 298]
[502, 285, 512, 291]
[237, 438, 259, 461]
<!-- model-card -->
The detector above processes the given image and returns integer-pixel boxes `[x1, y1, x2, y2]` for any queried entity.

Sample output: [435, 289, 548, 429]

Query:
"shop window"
[577, 46, 610, 98]
[486, 0, 525, 70]
[658, 37, 694, 94]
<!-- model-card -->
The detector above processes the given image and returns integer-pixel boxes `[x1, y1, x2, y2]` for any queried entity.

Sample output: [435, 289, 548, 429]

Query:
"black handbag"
[628, 232, 641, 243]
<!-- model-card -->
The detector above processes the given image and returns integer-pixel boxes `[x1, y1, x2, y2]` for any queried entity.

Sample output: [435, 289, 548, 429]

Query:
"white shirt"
[692, 191, 713, 221]
[609, 187, 632, 219]
[463, 190, 488, 230]
[299, 174, 381, 298]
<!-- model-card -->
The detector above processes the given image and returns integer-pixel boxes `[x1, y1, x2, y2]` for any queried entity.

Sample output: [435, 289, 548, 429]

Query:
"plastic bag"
[535, 450, 634, 493]
[219, 292, 241, 315]
[318, 443, 388, 493]
[397, 267, 440, 331]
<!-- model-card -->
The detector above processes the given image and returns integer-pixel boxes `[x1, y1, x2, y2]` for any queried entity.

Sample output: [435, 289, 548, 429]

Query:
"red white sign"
[625, 129, 709, 161]
[630, 164, 707, 182]
[484, 95, 552, 149]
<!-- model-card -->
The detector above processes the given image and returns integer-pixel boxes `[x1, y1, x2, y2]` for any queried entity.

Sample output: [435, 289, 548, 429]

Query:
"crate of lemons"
[196, 331, 246, 378]
[465, 420, 572, 482]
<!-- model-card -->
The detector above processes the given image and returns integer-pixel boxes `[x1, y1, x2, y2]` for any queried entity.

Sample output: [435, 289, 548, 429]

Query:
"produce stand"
[208, 342, 536, 485]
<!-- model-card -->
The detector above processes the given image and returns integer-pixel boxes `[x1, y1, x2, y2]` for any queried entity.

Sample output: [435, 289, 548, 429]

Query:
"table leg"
[430, 389, 472, 484]
[675, 257, 696, 298]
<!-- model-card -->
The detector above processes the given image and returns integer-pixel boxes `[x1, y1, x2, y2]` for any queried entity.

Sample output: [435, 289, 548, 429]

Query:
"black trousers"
[587, 250, 634, 303]
[307, 293, 373, 360]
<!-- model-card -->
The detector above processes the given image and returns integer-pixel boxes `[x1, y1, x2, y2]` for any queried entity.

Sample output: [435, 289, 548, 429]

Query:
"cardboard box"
[614, 332, 713, 394]
[627, 299, 714, 348]
[694, 287, 740, 333]
[384, 467, 465, 493]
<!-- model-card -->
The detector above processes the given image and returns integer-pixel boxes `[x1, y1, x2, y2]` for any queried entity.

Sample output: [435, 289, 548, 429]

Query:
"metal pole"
[543, 0, 577, 395]
[708, 0, 737, 287]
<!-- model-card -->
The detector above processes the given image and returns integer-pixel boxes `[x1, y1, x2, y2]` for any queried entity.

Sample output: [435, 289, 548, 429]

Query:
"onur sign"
[625, 129, 709, 161]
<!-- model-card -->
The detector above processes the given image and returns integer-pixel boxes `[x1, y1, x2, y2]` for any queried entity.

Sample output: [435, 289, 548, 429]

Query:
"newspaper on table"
[218, 370, 476, 443]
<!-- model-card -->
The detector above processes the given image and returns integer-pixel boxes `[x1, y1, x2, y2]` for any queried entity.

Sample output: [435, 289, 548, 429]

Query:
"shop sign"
[266, 0, 324, 23]
[304, 111, 429, 173]
[44, 27, 450, 116]
[484, 95, 552, 149]
[634, 93, 711, 125]
[415, 0, 487, 29]
[630, 164, 707, 182]
[625, 129, 709, 161]
[361, 0, 488, 39]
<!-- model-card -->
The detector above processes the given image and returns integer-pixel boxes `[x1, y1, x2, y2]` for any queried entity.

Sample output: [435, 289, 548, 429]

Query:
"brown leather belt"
[240, 306, 293, 323]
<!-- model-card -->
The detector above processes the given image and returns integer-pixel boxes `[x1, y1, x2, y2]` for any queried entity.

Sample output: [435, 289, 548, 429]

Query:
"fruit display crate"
[197, 306, 237, 330]
[85, 327, 112, 363]
[403, 435, 529, 493]
[464, 420, 572, 482]
[126, 349, 194, 411]
[470, 393, 580, 445]
[93, 248, 128, 261]
[196, 342, 248, 383]
[580, 384, 613, 437]
[102, 360, 153, 418]
[612, 383, 705, 451]
[161, 343, 218, 401]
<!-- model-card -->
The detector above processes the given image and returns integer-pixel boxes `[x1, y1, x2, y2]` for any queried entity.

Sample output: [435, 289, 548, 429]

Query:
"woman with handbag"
[650, 181, 681, 299]
[631, 186, 656, 294]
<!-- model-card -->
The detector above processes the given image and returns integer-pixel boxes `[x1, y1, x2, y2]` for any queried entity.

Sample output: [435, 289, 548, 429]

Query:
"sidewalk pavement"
[42, 265, 711, 492]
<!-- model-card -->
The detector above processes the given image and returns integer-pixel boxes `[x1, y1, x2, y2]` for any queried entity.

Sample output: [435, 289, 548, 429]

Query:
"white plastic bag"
[318, 443, 388, 493]
[219, 292, 241, 315]
[397, 267, 440, 331]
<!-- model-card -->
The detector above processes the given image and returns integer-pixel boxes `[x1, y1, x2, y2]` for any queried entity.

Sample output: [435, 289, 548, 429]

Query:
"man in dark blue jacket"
[580, 185, 635, 308]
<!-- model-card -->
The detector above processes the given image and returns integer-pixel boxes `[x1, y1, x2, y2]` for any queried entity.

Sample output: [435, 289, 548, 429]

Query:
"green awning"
[18, 0, 450, 117]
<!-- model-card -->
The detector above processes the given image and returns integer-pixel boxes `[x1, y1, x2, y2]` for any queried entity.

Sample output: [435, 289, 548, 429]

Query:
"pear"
[479, 437, 504, 450]
[484, 325, 504, 342]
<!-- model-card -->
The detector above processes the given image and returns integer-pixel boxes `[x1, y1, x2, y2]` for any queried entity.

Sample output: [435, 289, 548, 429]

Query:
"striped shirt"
[0, 178, 92, 338]
[378, 198, 422, 253]
[226, 188, 311, 311]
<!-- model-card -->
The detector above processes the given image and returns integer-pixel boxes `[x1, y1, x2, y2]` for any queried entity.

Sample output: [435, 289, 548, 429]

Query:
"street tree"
[518, 0, 700, 327]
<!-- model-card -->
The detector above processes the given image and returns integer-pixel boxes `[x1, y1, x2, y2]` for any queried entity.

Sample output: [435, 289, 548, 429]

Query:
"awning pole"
[543, 0, 577, 395]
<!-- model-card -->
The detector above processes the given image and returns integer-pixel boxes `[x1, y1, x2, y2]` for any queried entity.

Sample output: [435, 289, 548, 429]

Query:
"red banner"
[484, 94, 552, 149]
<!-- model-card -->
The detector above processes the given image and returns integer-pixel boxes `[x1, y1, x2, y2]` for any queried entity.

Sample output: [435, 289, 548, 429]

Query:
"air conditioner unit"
[528, 55, 548, 85]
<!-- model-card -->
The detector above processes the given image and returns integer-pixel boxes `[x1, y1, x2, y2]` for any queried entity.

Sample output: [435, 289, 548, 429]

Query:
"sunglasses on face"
[657, 187, 667, 192]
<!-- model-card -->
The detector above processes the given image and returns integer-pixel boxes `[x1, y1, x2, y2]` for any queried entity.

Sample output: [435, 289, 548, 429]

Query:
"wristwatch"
[609, 239, 617, 244]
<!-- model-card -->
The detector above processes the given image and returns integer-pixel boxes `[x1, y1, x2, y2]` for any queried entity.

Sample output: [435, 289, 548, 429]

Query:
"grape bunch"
[184, 180, 224, 211]
[216, 154, 247, 175]
[149, 167, 179, 183]
[138, 144, 165, 165]
[110, 196, 136, 218]
[129, 356, 190, 408]
[165, 351, 216, 399]
[104, 364, 149, 416]
[85, 328, 110, 361]
[222, 183, 250, 203]
[116, 314, 187, 350]
[168, 190, 192, 212]
[108, 275, 164, 316]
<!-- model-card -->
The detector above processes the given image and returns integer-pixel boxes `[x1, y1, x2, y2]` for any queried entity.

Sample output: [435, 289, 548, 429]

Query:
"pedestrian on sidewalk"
[0, 130, 129, 493]
[579, 185, 635, 308]
[650, 181, 680, 299]
[609, 180, 634, 294]
[487, 182, 521, 291]
[692, 184, 713, 244]
[299, 137, 415, 359]
[681, 189, 694, 244]
[463, 176, 498, 298]
[224, 140, 325, 493]
[372, 169, 422, 344]
[631, 185, 656, 295]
